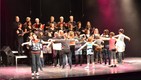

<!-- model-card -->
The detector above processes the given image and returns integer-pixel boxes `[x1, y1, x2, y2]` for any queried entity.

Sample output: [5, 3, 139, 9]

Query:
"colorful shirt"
[109, 38, 116, 50]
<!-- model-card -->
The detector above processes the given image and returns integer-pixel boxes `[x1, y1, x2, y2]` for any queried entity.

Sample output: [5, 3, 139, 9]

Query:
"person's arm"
[101, 40, 105, 48]
[92, 42, 98, 47]
[46, 39, 55, 47]
[114, 37, 118, 42]
[101, 37, 110, 41]
[16, 30, 23, 36]
[46, 42, 52, 48]
[123, 35, 131, 41]
[75, 39, 79, 42]
[50, 39, 63, 42]
[113, 35, 119, 38]
[93, 40, 96, 44]
[22, 40, 32, 46]
[41, 40, 50, 44]
[21, 42, 30, 46]
[40, 24, 42, 29]
[32, 23, 35, 29]
[77, 43, 87, 52]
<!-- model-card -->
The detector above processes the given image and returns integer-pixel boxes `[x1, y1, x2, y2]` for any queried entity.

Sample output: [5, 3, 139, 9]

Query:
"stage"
[0, 57, 141, 80]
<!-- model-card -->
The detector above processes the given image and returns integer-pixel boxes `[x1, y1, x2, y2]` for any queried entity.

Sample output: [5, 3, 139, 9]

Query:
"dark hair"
[77, 21, 81, 25]
[119, 29, 124, 33]
[18, 23, 22, 27]
[103, 29, 109, 35]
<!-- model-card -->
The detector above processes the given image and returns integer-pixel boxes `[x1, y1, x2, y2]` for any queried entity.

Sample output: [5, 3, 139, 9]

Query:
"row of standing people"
[14, 15, 130, 76]
[22, 28, 130, 76]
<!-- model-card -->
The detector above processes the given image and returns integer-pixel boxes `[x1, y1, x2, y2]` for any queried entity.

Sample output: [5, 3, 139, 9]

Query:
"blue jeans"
[39, 57, 44, 70]
[103, 48, 111, 65]
[31, 52, 40, 73]
[95, 50, 103, 64]
[118, 52, 123, 63]
[62, 49, 72, 68]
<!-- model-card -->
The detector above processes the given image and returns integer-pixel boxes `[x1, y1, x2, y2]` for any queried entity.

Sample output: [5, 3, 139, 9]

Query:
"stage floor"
[0, 57, 141, 80]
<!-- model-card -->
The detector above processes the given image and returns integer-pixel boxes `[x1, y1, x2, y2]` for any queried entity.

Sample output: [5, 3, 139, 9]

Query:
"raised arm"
[75, 39, 79, 42]
[113, 35, 119, 38]
[41, 40, 50, 44]
[46, 41, 52, 48]
[77, 43, 87, 52]
[101, 37, 110, 41]
[92, 42, 99, 47]
[123, 35, 130, 41]
[21, 41, 31, 46]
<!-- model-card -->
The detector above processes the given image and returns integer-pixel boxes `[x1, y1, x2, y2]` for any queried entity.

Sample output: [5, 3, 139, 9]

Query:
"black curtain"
[1, 0, 141, 57]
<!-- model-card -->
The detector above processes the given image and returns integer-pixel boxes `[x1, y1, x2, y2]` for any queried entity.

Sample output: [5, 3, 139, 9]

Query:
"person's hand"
[128, 38, 131, 41]
[76, 50, 79, 53]
[21, 43, 24, 46]
[48, 39, 52, 42]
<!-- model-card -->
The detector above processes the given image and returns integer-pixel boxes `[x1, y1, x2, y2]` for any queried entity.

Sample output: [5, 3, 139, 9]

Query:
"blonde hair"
[26, 17, 31, 20]
[60, 16, 64, 19]
[68, 31, 74, 38]
[87, 36, 93, 43]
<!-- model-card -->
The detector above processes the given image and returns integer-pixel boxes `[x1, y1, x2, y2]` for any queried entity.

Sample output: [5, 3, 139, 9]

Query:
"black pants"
[53, 50, 62, 66]
[46, 53, 53, 65]
[18, 37, 23, 55]
[70, 45, 75, 63]
[75, 55, 83, 65]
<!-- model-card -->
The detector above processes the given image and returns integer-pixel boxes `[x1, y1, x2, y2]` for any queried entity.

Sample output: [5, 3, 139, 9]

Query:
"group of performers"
[13, 15, 130, 76]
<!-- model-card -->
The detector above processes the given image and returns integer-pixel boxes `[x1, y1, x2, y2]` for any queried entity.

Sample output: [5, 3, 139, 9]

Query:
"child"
[94, 35, 104, 64]
[22, 33, 50, 76]
[114, 29, 130, 64]
[109, 32, 117, 67]
[75, 34, 86, 66]
[77, 36, 98, 69]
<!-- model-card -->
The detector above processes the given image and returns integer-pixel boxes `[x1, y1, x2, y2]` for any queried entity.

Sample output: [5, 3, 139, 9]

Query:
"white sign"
[53, 43, 62, 50]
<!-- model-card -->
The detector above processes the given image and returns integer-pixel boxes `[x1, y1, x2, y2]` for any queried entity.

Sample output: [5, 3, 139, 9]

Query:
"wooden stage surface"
[0, 57, 141, 80]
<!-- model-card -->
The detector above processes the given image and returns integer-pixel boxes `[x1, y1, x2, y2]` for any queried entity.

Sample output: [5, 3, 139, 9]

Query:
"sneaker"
[36, 75, 39, 79]
[114, 65, 117, 67]
[92, 66, 95, 69]
[110, 65, 114, 67]
[70, 65, 72, 69]
[40, 68, 43, 71]
[31, 73, 34, 76]
[62, 65, 65, 69]
[36, 73, 39, 76]
[75, 64, 77, 67]
[84, 66, 89, 69]
[31, 76, 35, 79]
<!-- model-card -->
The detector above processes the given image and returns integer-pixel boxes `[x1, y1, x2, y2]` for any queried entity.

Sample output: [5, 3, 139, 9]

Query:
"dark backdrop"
[1, 0, 141, 57]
